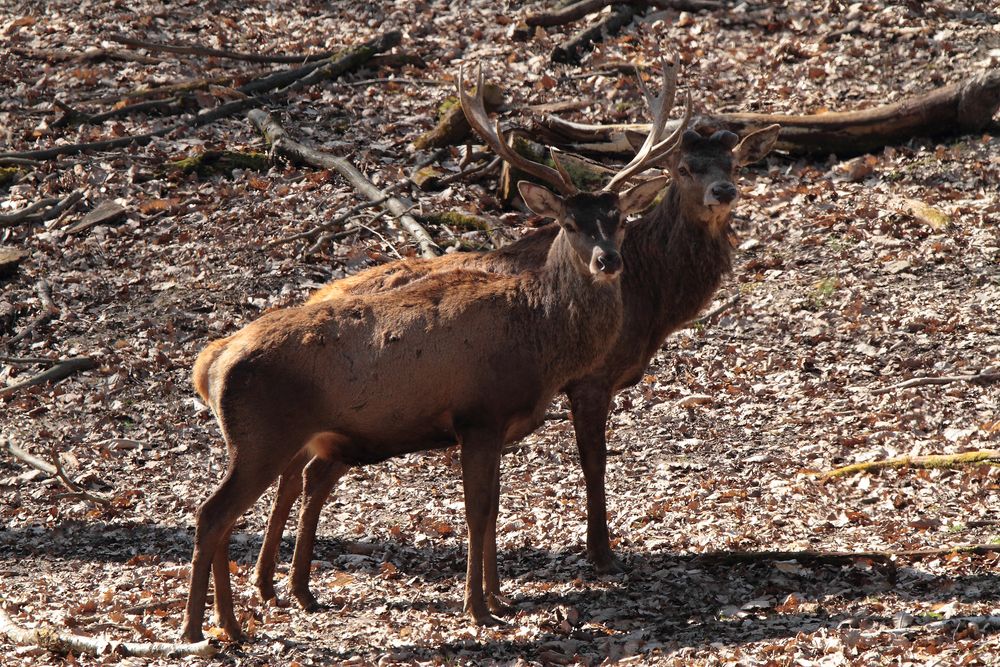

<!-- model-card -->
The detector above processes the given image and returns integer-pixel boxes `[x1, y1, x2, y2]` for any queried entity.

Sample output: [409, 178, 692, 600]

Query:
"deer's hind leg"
[288, 435, 350, 611]
[254, 450, 311, 605]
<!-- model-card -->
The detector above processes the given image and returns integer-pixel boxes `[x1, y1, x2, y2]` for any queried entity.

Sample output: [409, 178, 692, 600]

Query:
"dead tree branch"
[688, 294, 740, 327]
[2, 439, 113, 507]
[0, 191, 84, 228]
[0, 356, 96, 399]
[551, 3, 642, 64]
[820, 450, 1000, 480]
[249, 109, 440, 258]
[538, 69, 1000, 157]
[0, 32, 401, 161]
[107, 33, 339, 64]
[0, 606, 217, 658]
[48, 443, 113, 507]
[871, 371, 1000, 395]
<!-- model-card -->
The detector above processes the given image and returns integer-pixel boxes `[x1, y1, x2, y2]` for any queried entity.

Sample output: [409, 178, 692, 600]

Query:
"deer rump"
[196, 264, 619, 466]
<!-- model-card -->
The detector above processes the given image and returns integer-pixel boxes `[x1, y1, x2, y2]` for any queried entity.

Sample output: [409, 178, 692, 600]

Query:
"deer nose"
[596, 250, 623, 276]
[706, 181, 738, 205]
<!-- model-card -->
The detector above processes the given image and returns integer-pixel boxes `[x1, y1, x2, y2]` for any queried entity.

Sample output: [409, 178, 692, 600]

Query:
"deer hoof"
[488, 593, 516, 616]
[294, 591, 327, 612]
[591, 553, 626, 575]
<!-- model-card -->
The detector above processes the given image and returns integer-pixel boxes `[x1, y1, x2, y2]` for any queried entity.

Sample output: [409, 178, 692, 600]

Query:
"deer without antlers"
[250, 58, 781, 609]
[181, 64, 669, 641]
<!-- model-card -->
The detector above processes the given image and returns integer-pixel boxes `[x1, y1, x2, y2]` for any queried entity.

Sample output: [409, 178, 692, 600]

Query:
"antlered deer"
[251, 62, 780, 607]
[181, 64, 676, 641]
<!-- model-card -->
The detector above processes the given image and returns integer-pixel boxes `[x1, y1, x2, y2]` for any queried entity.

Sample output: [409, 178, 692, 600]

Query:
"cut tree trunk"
[537, 69, 1000, 157]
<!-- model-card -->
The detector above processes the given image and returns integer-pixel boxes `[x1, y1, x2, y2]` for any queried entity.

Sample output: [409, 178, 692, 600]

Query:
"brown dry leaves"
[1, 0, 999, 665]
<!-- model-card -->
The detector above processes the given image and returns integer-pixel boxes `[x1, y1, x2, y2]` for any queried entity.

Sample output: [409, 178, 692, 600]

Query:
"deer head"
[457, 59, 693, 279]
[658, 126, 780, 229]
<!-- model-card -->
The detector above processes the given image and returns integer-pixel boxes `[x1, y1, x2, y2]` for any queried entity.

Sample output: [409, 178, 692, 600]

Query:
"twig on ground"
[48, 443, 113, 507]
[0, 157, 41, 167]
[0, 356, 96, 399]
[0, 191, 84, 228]
[687, 294, 740, 327]
[266, 190, 399, 249]
[107, 33, 338, 64]
[0, 32, 401, 161]
[0, 355, 59, 365]
[2, 439, 113, 507]
[0, 606, 217, 658]
[871, 370, 1000, 395]
[35, 280, 58, 314]
[819, 450, 1000, 480]
[353, 220, 405, 260]
[436, 156, 502, 187]
[249, 109, 440, 258]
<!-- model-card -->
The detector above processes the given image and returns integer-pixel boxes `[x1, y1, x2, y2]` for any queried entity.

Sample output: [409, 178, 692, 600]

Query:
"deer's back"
[308, 224, 560, 303]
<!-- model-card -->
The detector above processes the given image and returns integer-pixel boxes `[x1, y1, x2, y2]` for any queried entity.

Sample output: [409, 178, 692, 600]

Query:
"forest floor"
[1, 1, 999, 665]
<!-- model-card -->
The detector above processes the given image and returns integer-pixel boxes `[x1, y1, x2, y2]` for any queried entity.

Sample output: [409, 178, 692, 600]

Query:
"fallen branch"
[0, 191, 84, 228]
[48, 443, 113, 507]
[0, 606, 217, 658]
[2, 439, 113, 506]
[871, 370, 1000, 395]
[0, 157, 42, 168]
[526, 0, 722, 28]
[819, 450, 1000, 480]
[688, 294, 740, 327]
[0, 356, 96, 398]
[0, 32, 402, 161]
[3, 439, 57, 476]
[249, 109, 440, 258]
[538, 69, 1000, 157]
[551, 3, 642, 65]
[108, 33, 339, 64]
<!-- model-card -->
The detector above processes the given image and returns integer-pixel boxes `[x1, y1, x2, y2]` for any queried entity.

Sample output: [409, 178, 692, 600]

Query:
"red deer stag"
[181, 64, 673, 641]
[251, 59, 712, 611]
[252, 61, 781, 607]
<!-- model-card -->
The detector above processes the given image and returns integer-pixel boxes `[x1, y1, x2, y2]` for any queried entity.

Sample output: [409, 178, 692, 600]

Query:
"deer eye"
[677, 165, 691, 178]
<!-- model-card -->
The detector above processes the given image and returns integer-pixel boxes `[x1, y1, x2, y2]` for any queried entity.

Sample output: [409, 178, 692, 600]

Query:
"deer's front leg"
[567, 382, 623, 574]
[460, 431, 504, 626]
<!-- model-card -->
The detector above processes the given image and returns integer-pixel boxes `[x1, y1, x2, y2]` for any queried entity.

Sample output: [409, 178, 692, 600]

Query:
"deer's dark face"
[663, 125, 781, 230]
[560, 191, 626, 281]
[518, 177, 668, 281]
[669, 129, 742, 226]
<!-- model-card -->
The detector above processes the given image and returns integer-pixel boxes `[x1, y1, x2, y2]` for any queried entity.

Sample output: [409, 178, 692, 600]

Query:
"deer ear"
[619, 176, 669, 215]
[734, 124, 780, 166]
[518, 181, 565, 219]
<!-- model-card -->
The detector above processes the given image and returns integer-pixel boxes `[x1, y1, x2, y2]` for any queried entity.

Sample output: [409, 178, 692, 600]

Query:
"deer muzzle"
[591, 247, 623, 280]
[703, 181, 738, 207]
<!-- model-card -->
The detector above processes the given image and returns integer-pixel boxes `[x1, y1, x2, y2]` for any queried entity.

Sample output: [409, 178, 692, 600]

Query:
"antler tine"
[645, 89, 694, 165]
[603, 55, 679, 193]
[458, 64, 577, 196]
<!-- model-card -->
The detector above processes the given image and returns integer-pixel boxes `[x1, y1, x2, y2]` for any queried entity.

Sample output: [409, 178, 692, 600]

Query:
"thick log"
[538, 70, 1000, 157]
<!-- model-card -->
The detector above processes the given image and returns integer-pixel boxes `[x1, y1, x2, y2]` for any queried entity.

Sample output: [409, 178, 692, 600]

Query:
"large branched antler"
[458, 65, 578, 196]
[603, 54, 692, 193]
